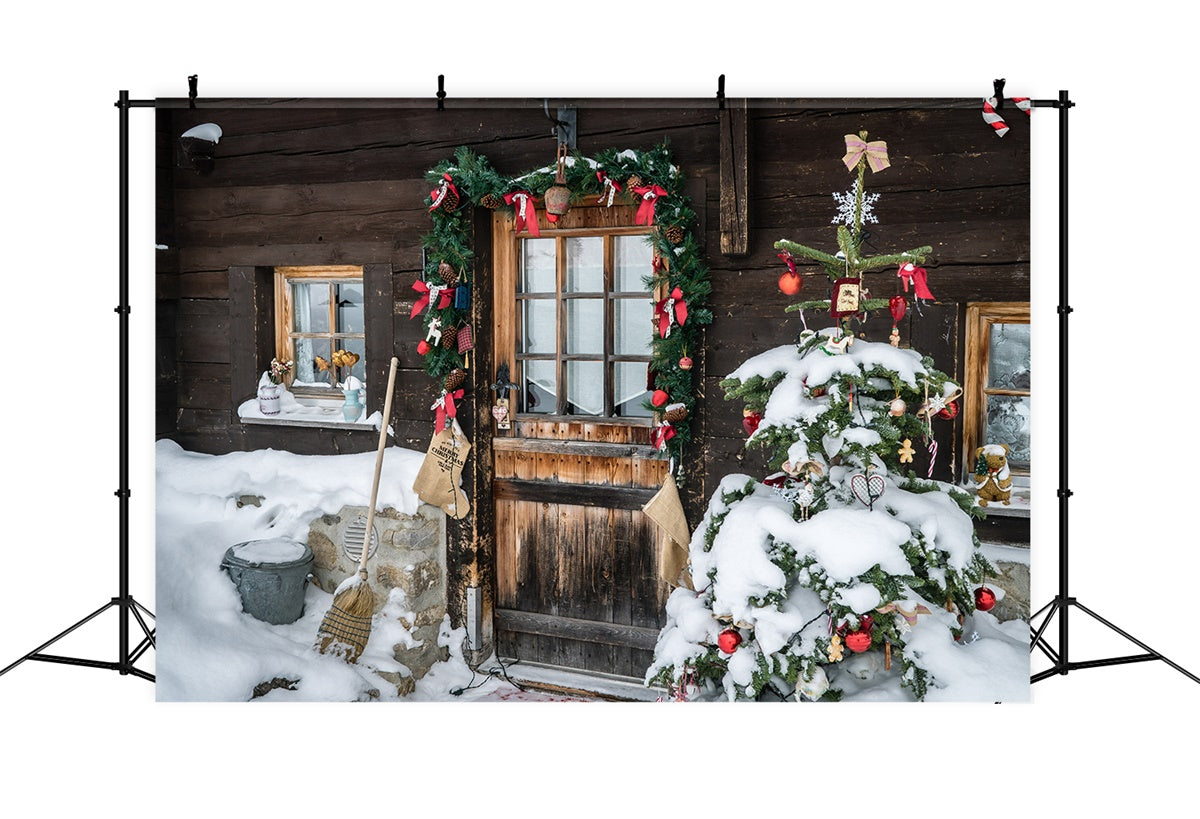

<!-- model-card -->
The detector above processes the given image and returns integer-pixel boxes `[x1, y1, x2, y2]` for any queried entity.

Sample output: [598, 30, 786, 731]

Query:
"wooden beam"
[493, 479, 656, 511]
[719, 98, 750, 256]
[495, 609, 660, 651]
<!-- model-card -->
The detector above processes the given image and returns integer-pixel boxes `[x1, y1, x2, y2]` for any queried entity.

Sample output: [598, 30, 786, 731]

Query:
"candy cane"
[926, 437, 938, 479]
[983, 96, 1032, 138]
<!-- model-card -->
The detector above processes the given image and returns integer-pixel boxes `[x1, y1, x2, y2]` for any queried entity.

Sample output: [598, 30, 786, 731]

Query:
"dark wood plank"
[719, 99, 750, 256]
[494, 609, 659, 651]
[493, 479, 656, 510]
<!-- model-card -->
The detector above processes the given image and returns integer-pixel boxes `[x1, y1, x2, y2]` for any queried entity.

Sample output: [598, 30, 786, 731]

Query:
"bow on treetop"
[432, 388, 465, 434]
[841, 134, 890, 173]
[504, 190, 540, 237]
[596, 171, 622, 207]
[428, 173, 460, 212]
[632, 184, 667, 226]
[655, 286, 688, 339]
[410, 280, 453, 319]
[897, 262, 935, 301]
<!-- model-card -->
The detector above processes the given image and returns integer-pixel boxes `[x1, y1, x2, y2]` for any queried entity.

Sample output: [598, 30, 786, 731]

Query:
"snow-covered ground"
[156, 440, 558, 702]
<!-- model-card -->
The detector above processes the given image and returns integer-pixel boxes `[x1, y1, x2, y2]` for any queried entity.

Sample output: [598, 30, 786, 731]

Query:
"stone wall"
[307, 503, 447, 691]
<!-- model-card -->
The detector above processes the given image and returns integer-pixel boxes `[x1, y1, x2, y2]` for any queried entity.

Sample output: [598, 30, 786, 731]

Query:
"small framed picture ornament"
[831, 277, 862, 318]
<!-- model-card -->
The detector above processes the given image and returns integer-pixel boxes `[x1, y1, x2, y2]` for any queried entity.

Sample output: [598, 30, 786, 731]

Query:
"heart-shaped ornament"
[850, 472, 886, 507]
[491, 404, 508, 422]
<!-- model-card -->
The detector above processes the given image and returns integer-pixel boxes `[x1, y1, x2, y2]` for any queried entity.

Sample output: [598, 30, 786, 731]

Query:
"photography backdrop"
[2, 4, 1197, 817]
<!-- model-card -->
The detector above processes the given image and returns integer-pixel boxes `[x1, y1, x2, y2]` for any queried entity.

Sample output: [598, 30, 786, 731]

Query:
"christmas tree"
[647, 133, 1009, 702]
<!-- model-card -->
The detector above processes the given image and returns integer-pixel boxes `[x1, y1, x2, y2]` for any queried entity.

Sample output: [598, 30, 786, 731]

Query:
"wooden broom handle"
[358, 356, 399, 575]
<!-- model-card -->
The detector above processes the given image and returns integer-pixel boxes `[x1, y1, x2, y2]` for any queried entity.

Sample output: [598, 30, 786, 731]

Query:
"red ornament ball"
[778, 271, 802, 296]
[975, 586, 997, 612]
[679, 356, 694, 371]
[717, 628, 742, 654]
[742, 410, 762, 437]
[651, 389, 670, 407]
[937, 400, 959, 420]
[845, 629, 872, 653]
[417, 340, 431, 355]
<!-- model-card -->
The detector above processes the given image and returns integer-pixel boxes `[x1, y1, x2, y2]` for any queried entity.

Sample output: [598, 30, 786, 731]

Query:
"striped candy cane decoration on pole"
[983, 96, 1032, 138]
[926, 437, 938, 479]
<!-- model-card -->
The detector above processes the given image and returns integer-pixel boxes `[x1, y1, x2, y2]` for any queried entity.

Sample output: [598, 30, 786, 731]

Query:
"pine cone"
[664, 403, 688, 424]
[444, 368, 467, 391]
[480, 193, 503, 210]
[626, 174, 644, 191]
[441, 325, 459, 350]
[665, 225, 684, 245]
[440, 187, 460, 213]
[437, 261, 458, 288]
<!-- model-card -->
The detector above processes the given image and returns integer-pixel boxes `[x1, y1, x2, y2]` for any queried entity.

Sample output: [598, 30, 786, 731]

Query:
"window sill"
[961, 479, 1031, 519]
[237, 392, 380, 432]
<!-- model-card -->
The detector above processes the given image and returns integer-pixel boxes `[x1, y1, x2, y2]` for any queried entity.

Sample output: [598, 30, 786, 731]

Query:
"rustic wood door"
[490, 206, 672, 679]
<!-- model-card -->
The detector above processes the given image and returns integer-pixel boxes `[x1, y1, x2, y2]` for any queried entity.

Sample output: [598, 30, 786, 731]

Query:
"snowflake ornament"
[831, 179, 880, 227]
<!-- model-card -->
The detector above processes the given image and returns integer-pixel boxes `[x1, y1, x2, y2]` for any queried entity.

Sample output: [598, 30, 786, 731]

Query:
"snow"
[230, 538, 307, 565]
[728, 333, 929, 390]
[237, 383, 388, 430]
[180, 122, 222, 142]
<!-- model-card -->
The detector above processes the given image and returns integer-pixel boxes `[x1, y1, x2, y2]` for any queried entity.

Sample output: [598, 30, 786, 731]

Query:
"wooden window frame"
[274, 265, 365, 396]
[494, 207, 655, 425]
[963, 302, 1031, 477]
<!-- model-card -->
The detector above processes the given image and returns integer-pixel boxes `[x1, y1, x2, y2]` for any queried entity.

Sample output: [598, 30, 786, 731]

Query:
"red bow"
[777, 251, 797, 273]
[652, 421, 676, 450]
[410, 280, 453, 319]
[504, 190, 540, 236]
[433, 388, 465, 434]
[655, 286, 688, 339]
[596, 171, 622, 206]
[897, 262, 935, 301]
[632, 184, 667, 226]
[428, 173, 460, 212]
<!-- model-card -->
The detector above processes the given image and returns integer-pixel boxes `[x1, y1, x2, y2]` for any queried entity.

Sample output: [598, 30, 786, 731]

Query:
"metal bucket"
[221, 539, 314, 625]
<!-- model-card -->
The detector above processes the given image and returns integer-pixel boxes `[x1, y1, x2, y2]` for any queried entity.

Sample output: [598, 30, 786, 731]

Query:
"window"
[964, 303, 1031, 475]
[510, 220, 654, 419]
[274, 265, 366, 394]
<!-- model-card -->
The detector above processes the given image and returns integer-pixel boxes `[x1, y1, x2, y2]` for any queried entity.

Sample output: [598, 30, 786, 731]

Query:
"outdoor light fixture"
[178, 122, 222, 174]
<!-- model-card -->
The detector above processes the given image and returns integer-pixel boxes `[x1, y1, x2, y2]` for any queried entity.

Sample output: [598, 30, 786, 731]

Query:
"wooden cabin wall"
[157, 100, 1029, 525]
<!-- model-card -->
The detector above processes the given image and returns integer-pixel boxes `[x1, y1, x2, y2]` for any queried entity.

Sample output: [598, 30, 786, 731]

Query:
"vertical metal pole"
[1057, 89, 1071, 675]
[117, 90, 131, 673]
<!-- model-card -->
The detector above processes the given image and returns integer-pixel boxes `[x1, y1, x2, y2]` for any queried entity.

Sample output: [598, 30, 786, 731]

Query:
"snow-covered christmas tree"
[647, 133, 1016, 702]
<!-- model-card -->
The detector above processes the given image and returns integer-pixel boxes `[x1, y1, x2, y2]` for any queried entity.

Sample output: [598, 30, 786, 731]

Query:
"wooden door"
[490, 206, 672, 679]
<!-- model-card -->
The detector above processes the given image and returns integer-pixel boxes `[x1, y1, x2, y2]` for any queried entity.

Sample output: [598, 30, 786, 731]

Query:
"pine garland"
[420, 144, 711, 481]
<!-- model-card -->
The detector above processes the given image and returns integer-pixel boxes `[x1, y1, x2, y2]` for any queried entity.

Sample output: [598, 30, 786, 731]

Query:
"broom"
[316, 355, 399, 663]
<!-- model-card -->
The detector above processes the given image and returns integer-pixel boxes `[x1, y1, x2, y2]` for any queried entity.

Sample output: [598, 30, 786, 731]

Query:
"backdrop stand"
[1028, 90, 1199, 686]
[0, 90, 155, 684]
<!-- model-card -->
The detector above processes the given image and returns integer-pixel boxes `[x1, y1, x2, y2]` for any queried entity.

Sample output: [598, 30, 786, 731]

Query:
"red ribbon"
[410, 280, 453, 319]
[652, 421, 676, 451]
[595, 171, 622, 206]
[433, 388, 465, 434]
[428, 173, 459, 212]
[504, 190, 540, 236]
[655, 287, 688, 338]
[632, 184, 667, 226]
[777, 251, 797, 273]
[897, 263, 935, 301]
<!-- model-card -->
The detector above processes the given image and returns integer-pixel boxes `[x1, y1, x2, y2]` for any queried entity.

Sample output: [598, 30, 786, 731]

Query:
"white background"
[2, 3, 1196, 818]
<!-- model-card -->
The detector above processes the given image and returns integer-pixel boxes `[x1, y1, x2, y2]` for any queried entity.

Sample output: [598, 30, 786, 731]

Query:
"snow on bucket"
[221, 538, 314, 625]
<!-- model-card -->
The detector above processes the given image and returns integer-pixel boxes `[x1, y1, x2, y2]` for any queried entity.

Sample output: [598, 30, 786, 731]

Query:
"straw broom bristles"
[315, 572, 376, 663]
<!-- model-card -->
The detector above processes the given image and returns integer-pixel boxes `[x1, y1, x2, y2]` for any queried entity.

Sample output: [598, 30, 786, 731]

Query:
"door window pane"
[614, 297, 652, 356]
[521, 299, 557, 354]
[985, 394, 1031, 469]
[522, 360, 556, 414]
[521, 238, 556, 293]
[615, 362, 651, 417]
[988, 323, 1031, 390]
[615, 235, 653, 292]
[565, 299, 604, 355]
[566, 361, 604, 415]
[566, 237, 603, 292]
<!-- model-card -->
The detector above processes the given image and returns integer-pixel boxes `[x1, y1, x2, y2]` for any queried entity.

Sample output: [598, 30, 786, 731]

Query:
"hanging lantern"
[543, 143, 572, 221]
